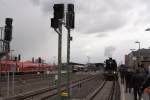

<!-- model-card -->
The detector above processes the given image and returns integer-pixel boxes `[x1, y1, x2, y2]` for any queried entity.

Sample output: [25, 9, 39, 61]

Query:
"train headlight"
[113, 71, 116, 74]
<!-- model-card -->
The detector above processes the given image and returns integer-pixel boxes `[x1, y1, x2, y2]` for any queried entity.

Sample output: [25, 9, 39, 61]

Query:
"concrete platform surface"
[120, 77, 150, 100]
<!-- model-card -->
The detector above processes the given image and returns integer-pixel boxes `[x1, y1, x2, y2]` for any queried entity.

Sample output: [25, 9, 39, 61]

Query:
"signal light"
[68, 4, 74, 12]
[18, 54, 21, 61]
[14, 56, 17, 61]
[51, 18, 59, 28]
[70, 36, 73, 41]
[66, 12, 75, 29]
[66, 4, 75, 29]
[39, 57, 41, 63]
[4, 18, 13, 41]
[53, 4, 64, 19]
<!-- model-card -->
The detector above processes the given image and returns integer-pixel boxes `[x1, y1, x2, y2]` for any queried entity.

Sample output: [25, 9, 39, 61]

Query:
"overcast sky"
[0, 0, 150, 64]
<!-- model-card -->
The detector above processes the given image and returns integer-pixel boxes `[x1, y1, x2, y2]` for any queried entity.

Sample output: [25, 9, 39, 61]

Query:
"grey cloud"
[96, 33, 107, 38]
[30, 0, 133, 34]
[75, 0, 148, 34]
[76, 11, 127, 34]
[31, 0, 40, 5]
[1, 0, 149, 63]
[31, 0, 75, 13]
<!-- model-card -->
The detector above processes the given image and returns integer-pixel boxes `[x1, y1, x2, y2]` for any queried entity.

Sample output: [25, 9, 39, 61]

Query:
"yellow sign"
[61, 92, 68, 97]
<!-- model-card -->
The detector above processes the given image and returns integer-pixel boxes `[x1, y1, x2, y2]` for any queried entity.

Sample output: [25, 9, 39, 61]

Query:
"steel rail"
[88, 80, 118, 100]
[40, 76, 97, 100]
[3, 75, 96, 100]
[85, 80, 106, 100]
[108, 81, 120, 100]
[107, 81, 116, 100]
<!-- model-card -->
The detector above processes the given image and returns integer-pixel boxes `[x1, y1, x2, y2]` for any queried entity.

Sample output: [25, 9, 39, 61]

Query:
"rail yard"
[1, 1, 150, 100]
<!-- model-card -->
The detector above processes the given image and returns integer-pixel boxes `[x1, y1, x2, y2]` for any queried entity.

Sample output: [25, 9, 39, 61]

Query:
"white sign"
[55, 75, 58, 80]
[132, 57, 136, 60]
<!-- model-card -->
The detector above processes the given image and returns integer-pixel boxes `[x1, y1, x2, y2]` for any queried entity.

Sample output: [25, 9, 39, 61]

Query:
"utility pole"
[4, 17, 13, 97]
[0, 27, 3, 80]
[51, 4, 64, 99]
[10, 50, 15, 95]
[67, 27, 71, 98]
[7, 54, 10, 97]
[51, 4, 74, 100]
[66, 4, 74, 99]
[57, 20, 62, 98]
[87, 56, 90, 64]
[53, 56, 56, 65]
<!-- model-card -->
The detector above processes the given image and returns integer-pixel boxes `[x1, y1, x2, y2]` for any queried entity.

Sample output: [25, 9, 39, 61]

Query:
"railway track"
[2, 73, 120, 100]
[0, 72, 91, 97]
[0, 74, 53, 82]
[87, 80, 120, 100]
[3, 75, 97, 100]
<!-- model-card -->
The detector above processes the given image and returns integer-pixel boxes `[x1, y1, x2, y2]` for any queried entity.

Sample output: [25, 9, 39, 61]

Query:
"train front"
[103, 57, 118, 80]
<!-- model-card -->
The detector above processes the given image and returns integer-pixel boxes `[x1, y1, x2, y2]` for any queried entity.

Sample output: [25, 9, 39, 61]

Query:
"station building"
[125, 48, 150, 69]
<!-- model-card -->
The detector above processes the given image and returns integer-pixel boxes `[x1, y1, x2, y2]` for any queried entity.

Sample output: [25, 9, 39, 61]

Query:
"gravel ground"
[71, 73, 104, 99]
[47, 72, 104, 100]
[0, 72, 92, 97]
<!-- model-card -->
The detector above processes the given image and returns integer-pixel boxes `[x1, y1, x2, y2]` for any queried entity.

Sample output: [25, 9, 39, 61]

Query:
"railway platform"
[120, 77, 150, 100]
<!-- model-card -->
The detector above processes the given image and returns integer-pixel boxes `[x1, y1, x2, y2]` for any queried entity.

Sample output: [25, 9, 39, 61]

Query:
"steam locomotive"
[103, 57, 118, 80]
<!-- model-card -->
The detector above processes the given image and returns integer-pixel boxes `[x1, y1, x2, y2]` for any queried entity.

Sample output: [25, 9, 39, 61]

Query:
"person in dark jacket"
[119, 66, 126, 84]
[132, 69, 146, 100]
[125, 69, 133, 93]
[141, 74, 150, 92]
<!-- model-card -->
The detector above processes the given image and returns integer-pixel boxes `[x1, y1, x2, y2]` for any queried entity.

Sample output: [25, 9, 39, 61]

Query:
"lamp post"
[87, 56, 90, 68]
[130, 49, 136, 69]
[87, 56, 90, 64]
[53, 56, 56, 66]
[135, 41, 140, 50]
[135, 41, 141, 67]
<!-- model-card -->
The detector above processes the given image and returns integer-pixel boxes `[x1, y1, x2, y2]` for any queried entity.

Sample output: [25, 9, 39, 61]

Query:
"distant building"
[125, 48, 150, 69]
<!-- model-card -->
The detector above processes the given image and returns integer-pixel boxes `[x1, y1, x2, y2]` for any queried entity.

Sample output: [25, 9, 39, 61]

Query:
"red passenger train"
[0, 60, 56, 74]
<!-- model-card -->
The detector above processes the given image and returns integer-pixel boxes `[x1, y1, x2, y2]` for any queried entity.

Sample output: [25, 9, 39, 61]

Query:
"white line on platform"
[118, 76, 125, 100]
[121, 84, 125, 100]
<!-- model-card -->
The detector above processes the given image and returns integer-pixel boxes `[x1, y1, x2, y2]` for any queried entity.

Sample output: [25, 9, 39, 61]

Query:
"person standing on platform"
[132, 68, 146, 100]
[119, 66, 126, 84]
[140, 66, 150, 99]
[125, 69, 133, 93]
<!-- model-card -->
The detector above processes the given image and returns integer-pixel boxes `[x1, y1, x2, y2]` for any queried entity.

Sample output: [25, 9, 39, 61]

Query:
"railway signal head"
[51, 18, 59, 28]
[14, 56, 17, 61]
[18, 54, 21, 61]
[53, 4, 64, 19]
[68, 4, 74, 12]
[39, 57, 41, 63]
[5, 18, 13, 26]
[66, 12, 75, 29]
[4, 18, 13, 41]
[66, 4, 75, 29]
